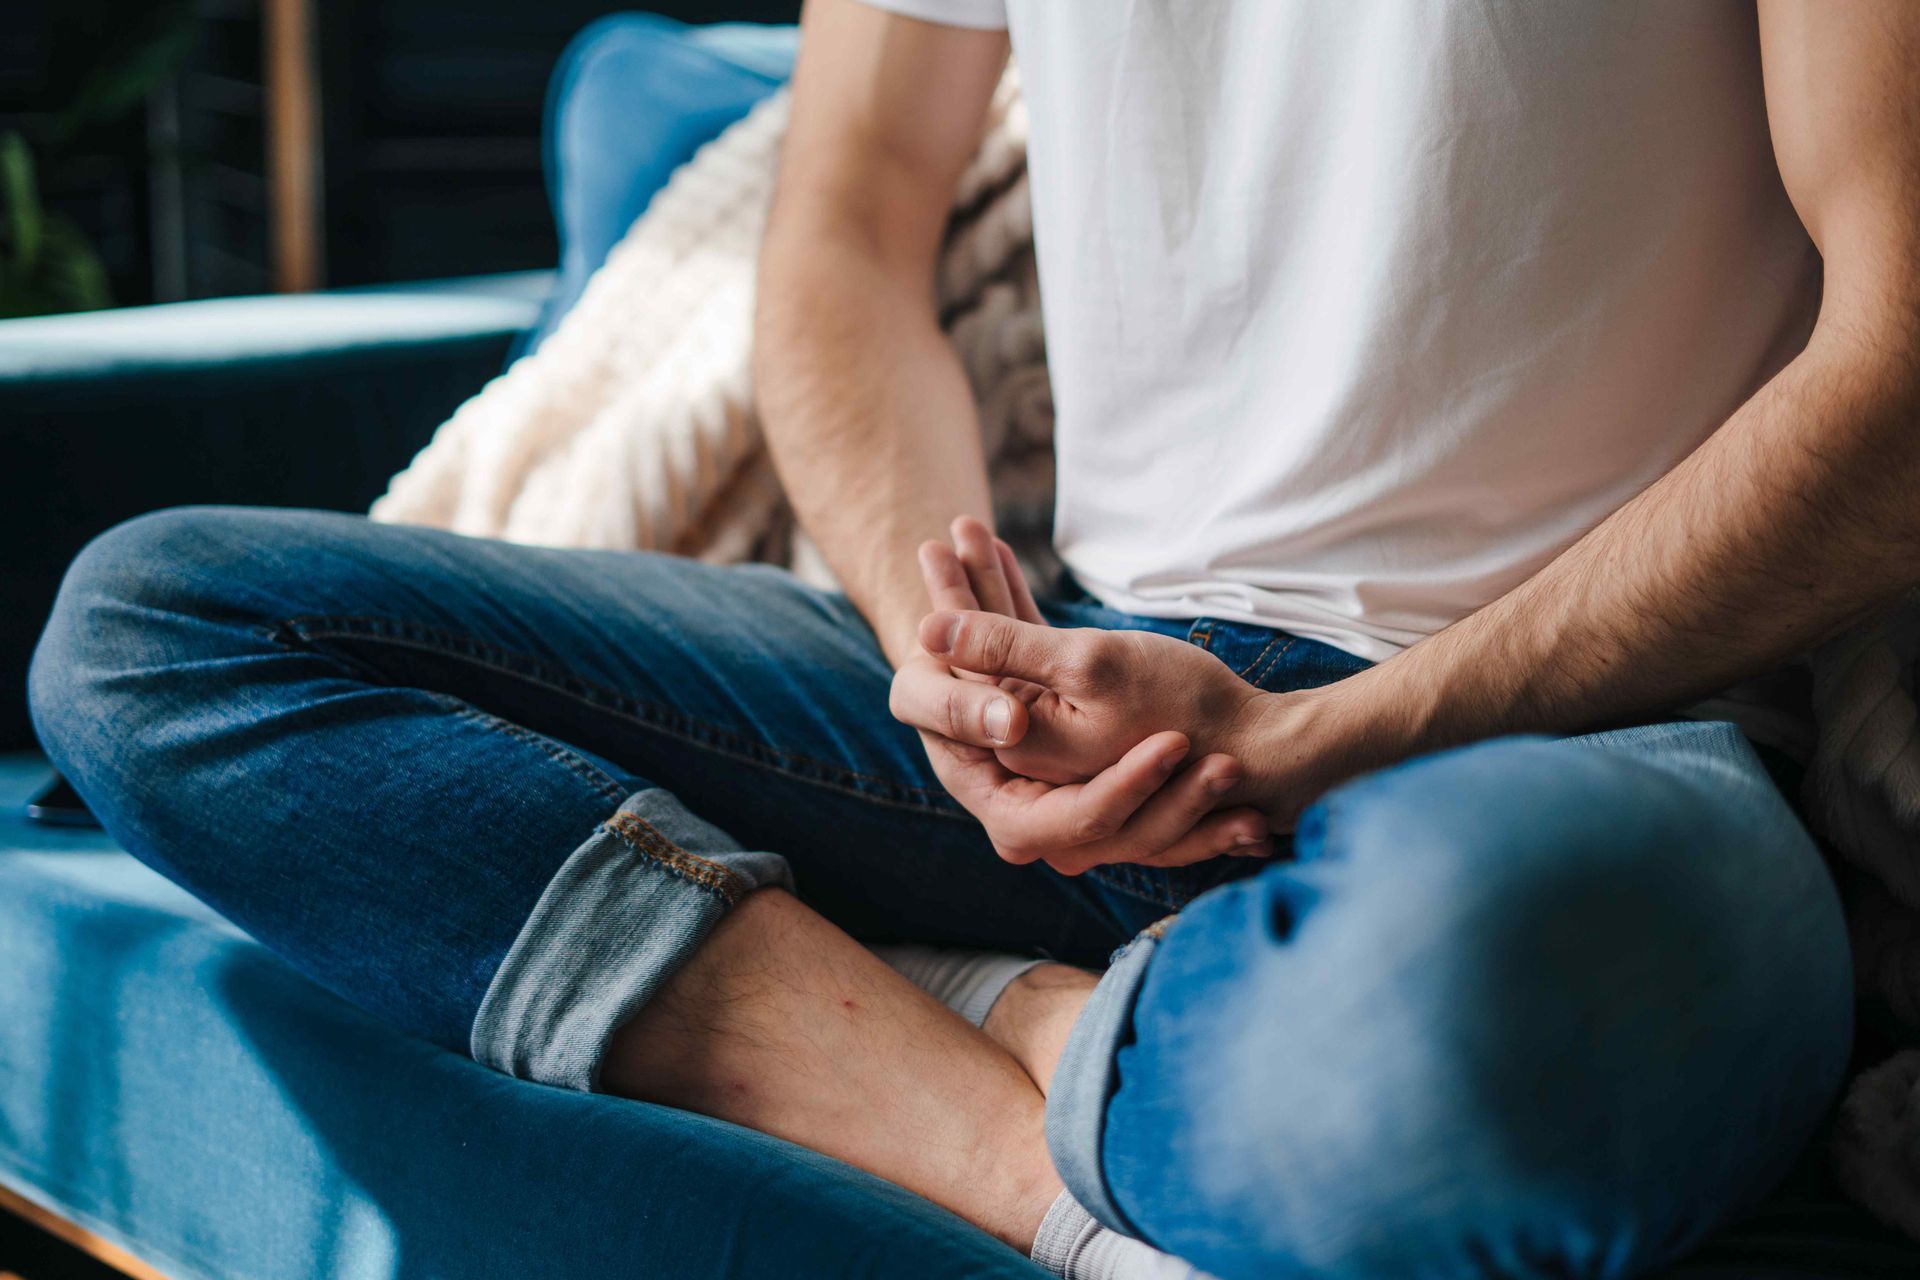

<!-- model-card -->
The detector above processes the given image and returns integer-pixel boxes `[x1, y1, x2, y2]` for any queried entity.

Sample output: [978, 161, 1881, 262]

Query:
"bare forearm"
[1380, 322, 1920, 742]
[751, 0, 1007, 667]
[756, 237, 993, 664]
[1225, 308, 1920, 822]
[1255, 313, 1920, 803]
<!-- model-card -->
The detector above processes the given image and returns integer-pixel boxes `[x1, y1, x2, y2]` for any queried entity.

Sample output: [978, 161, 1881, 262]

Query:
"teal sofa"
[5, 14, 1920, 1280]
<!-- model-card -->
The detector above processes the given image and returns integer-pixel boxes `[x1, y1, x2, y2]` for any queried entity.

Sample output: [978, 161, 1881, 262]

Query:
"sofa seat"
[0, 752, 1047, 1280]
[6, 744, 1920, 1279]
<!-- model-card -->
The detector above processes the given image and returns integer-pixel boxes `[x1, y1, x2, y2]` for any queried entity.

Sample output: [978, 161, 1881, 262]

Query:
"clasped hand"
[888, 518, 1283, 876]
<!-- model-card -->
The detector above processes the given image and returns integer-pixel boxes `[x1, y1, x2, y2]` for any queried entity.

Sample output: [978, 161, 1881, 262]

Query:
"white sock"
[869, 944, 1046, 1027]
[870, 946, 1217, 1280]
[1031, 1189, 1219, 1280]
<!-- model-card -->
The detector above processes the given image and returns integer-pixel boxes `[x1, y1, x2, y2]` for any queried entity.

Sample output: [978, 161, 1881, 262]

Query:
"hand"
[908, 604, 1273, 787]
[902, 517, 1263, 787]
[903, 711, 1272, 875]
[892, 521, 1274, 874]
[913, 606, 1420, 830]
[919, 518, 1053, 739]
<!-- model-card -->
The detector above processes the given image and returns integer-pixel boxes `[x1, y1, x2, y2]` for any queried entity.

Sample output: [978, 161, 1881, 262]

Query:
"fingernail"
[1158, 745, 1190, 774]
[1206, 773, 1239, 796]
[925, 613, 957, 654]
[1233, 834, 1261, 847]
[985, 698, 1013, 745]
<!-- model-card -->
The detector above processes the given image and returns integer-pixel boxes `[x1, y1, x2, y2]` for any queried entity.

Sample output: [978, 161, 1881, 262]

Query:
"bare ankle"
[601, 890, 1069, 1251]
[973, 1108, 1066, 1253]
[984, 962, 1099, 1096]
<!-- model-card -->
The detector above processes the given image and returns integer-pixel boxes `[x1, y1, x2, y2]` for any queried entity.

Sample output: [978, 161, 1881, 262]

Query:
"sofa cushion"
[520, 16, 797, 355]
[7, 743, 1920, 1277]
[0, 272, 550, 753]
[0, 752, 1045, 1279]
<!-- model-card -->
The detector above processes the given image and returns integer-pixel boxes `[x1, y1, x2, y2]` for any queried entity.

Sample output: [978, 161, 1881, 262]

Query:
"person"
[28, 2, 1920, 1277]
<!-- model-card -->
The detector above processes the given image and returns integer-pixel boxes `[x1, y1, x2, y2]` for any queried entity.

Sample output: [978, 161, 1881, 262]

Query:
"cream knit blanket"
[371, 76, 1920, 1240]
[372, 76, 1056, 586]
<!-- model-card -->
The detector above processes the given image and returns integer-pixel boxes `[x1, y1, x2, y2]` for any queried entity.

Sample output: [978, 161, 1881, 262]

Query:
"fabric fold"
[471, 787, 792, 1091]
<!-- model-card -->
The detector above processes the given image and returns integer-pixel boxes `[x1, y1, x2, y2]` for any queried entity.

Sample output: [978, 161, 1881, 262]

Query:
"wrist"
[1230, 674, 1428, 825]
[872, 599, 935, 670]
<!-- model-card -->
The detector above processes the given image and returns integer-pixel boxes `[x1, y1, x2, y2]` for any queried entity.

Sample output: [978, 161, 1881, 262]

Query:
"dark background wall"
[0, 0, 799, 308]
[0, 1, 799, 756]
[313, 0, 798, 287]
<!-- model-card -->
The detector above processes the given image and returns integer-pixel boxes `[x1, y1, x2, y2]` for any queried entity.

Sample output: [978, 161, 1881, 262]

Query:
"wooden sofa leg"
[0, 1184, 170, 1280]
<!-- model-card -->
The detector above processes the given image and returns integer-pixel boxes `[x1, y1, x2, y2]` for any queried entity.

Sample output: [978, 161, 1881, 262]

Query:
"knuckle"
[937, 686, 968, 738]
[1070, 810, 1116, 845]
[1066, 633, 1120, 686]
[995, 840, 1038, 867]
[983, 622, 1018, 673]
[1183, 783, 1220, 819]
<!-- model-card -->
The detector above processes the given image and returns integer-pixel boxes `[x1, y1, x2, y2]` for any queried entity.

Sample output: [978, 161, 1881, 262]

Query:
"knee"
[1118, 733, 1852, 1278]
[1314, 731, 1854, 1073]
[29, 506, 277, 764]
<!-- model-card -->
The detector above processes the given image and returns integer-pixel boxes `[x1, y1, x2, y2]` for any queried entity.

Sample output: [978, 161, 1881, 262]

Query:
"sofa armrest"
[0, 271, 547, 750]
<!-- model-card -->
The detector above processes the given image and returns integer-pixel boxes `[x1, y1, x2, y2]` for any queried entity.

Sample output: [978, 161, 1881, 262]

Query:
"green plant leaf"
[54, 2, 201, 144]
[43, 214, 114, 312]
[0, 131, 46, 273]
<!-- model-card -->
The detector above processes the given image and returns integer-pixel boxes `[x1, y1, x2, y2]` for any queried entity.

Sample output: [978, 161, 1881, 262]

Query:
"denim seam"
[1045, 924, 1165, 1237]
[1235, 632, 1296, 683]
[278, 614, 969, 817]
[1086, 863, 1189, 911]
[443, 702, 631, 807]
[603, 811, 747, 905]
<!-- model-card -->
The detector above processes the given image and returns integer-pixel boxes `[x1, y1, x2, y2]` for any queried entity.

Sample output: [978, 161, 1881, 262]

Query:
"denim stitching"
[604, 812, 746, 905]
[278, 615, 969, 818]
[1186, 620, 1215, 652]
[1234, 632, 1294, 683]
[1087, 862, 1190, 911]
[443, 702, 630, 807]
[1252, 637, 1299, 686]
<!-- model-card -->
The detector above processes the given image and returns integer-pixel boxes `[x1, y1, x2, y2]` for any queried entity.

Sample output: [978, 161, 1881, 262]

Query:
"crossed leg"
[30, 506, 1857, 1277]
[29, 505, 1144, 1250]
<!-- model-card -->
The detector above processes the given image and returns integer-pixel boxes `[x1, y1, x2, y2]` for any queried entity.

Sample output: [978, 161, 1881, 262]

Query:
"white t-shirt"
[860, 0, 1819, 661]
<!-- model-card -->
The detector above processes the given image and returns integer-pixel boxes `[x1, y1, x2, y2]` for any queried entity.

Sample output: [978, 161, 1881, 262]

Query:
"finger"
[919, 540, 982, 614]
[1046, 806, 1272, 877]
[986, 732, 1187, 870]
[1043, 755, 1261, 875]
[920, 542, 1014, 687]
[952, 516, 1017, 617]
[1135, 810, 1275, 867]
[1050, 731, 1192, 848]
[1112, 753, 1255, 857]
[920, 610, 1095, 687]
[890, 660, 1030, 747]
[995, 537, 1047, 625]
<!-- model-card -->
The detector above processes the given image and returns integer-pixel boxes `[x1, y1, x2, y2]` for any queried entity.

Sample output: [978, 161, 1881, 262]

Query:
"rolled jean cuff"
[469, 787, 794, 1091]
[1044, 916, 1175, 1238]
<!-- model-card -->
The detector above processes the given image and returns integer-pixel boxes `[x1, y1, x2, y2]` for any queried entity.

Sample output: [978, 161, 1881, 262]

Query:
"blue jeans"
[29, 507, 1852, 1280]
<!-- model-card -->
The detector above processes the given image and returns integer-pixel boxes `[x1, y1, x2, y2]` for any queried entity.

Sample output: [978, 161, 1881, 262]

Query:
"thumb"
[919, 610, 1088, 686]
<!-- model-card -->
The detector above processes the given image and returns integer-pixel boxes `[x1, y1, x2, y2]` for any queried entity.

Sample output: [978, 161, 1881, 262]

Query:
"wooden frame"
[0, 1184, 166, 1280]
[264, 0, 325, 293]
